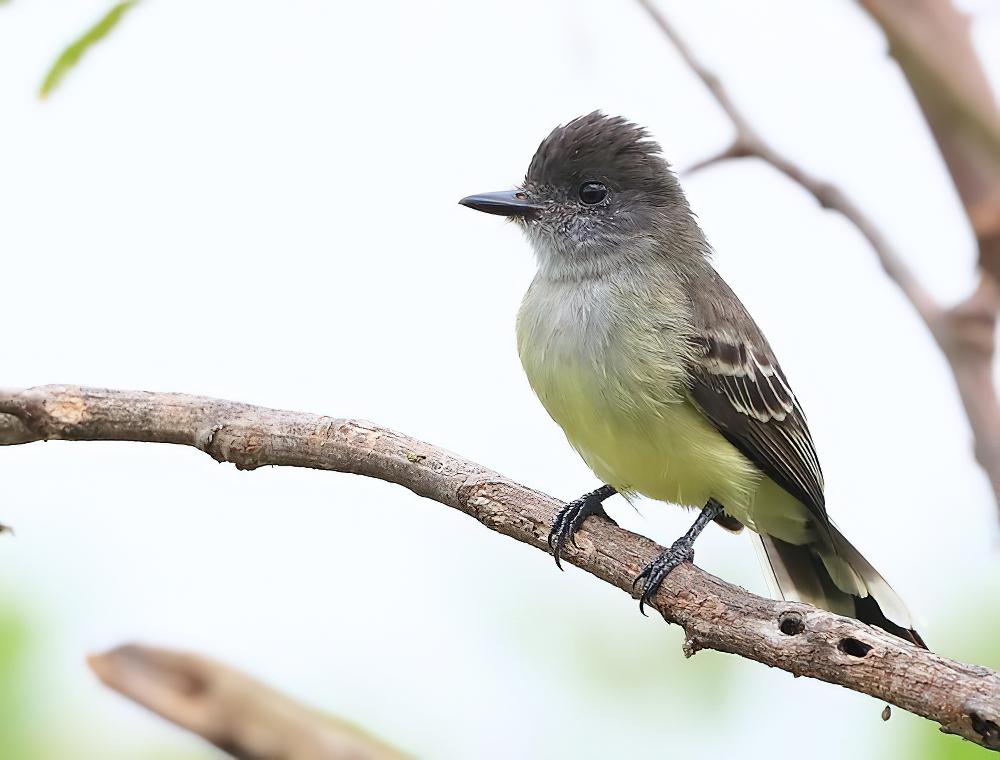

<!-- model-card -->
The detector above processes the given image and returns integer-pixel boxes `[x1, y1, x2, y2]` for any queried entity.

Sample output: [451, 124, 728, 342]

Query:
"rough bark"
[2, 385, 999, 750]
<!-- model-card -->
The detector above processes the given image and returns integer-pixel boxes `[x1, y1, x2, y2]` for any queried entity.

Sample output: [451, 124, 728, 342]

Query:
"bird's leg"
[633, 498, 724, 615]
[548, 484, 618, 569]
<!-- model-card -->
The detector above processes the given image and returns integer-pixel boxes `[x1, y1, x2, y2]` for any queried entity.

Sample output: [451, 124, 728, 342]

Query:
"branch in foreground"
[89, 643, 409, 760]
[2, 385, 999, 750]
[635, 0, 1000, 519]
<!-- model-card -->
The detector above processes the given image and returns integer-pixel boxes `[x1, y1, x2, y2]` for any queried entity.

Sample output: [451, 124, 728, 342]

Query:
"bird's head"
[460, 112, 699, 278]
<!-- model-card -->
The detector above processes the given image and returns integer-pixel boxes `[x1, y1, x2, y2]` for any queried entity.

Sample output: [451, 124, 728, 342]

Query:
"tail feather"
[753, 525, 925, 648]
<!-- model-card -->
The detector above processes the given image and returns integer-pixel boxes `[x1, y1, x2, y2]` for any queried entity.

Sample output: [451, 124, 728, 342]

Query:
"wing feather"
[687, 331, 829, 536]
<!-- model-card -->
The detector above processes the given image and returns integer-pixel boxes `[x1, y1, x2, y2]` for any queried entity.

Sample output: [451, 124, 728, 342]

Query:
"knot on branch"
[196, 421, 266, 471]
[811, 181, 844, 211]
[0, 386, 88, 439]
[968, 706, 1000, 749]
[685, 140, 754, 175]
[778, 610, 805, 636]
[977, 225, 1000, 282]
[941, 296, 997, 361]
[682, 633, 704, 658]
[196, 424, 227, 461]
[838, 637, 874, 659]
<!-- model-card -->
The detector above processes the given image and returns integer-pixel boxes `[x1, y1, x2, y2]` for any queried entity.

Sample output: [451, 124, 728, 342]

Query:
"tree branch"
[88, 643, 410, 760]
[2, 385, 999, 750]
[858, 0, 1000, 516]
[633, 0, 938, 322]
[860, 0, 1000, 280]
[635, 0, 1000, 519]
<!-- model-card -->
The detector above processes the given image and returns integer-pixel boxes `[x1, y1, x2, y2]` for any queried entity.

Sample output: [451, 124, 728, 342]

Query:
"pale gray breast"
[517, 275, 614, 367]
[516, 270, 695, 414]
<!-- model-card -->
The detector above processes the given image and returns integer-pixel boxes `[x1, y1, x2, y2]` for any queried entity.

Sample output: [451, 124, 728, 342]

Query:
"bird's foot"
[633, 535, 695, 615]
[548, 485, 617, 569]
[631, 499, 724, 615]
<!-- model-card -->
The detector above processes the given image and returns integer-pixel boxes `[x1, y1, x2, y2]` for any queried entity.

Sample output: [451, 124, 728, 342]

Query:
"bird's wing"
[685, 272, 829, 535]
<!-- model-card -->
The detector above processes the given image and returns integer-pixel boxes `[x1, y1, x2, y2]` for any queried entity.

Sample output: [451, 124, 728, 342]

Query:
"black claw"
[631, 499, 725, 614]
[631, 569, 646, 593]
[546, 511, 564, 550]
[568, 503, 597, 549]
[547, 485, 617, 569]
[634, 537, 695, 615]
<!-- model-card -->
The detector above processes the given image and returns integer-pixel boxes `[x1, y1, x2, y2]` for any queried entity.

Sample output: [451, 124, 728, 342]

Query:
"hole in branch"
[778, 611, 804, 636]
[838, 638, 872, 658]
[970, 712, 1000, 746]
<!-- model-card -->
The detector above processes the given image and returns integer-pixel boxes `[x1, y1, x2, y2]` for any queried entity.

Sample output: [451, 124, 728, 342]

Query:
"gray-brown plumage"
[688, 269, 827, 534]
[461, 111, 925, 647]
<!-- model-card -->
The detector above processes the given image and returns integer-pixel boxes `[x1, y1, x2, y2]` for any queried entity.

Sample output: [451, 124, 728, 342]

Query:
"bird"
[459, 111, 924, 647]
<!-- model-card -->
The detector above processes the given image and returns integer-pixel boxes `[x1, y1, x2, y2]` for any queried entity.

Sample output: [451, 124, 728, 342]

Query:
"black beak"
[459, 189, 542, 217]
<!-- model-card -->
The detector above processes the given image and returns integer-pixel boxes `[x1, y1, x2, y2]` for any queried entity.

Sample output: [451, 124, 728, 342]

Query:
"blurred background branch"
[637, 0, 1000, 522]
[1, 384, 999, 750]
[88, 644, 409, 760]
[859, 0, 1000, 517]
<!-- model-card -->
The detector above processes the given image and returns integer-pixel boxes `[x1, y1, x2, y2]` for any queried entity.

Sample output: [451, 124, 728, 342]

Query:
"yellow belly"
[520, 342, 762, 515]
[516, 278, 815, 544]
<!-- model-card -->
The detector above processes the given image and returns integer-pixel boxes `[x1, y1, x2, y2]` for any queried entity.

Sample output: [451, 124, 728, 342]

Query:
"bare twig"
[633, 0, 937, 320]
[858, 0, 1000, 514]
[88, 643, 409, 760]
[2, 385, 999, 750]
[860, 0, 1000, 278]
[635, 0, 1000, 517]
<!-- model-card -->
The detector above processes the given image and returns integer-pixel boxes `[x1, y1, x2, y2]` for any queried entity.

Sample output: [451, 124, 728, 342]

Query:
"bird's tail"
[752, 525, 926, 648]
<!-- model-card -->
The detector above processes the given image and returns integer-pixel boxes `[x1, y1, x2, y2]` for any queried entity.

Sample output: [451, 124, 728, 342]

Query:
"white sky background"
[2, 1, 999, 757]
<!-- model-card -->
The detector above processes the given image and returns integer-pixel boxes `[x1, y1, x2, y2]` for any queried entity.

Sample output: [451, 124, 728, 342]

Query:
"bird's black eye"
[579, 181, 607, 205]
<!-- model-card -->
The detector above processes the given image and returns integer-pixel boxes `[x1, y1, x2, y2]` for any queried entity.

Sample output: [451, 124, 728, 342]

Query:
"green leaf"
[39, 1, 139, 99]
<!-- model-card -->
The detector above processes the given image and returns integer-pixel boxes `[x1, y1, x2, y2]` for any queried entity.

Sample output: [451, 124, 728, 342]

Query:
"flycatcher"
[460, 112, 923, 647]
